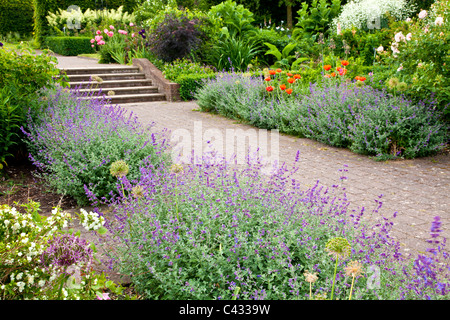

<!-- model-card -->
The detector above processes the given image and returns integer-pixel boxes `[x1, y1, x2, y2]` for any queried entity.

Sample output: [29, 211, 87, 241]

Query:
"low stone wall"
[132, 58, 181, 102]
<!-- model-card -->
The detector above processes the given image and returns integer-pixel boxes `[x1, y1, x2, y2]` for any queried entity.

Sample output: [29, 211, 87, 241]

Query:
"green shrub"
[45, 36, 95, 56]
[162, 58, 215, 82]
[176, 73, 217, 101]
[0, 46, 63, 167]
[0, 0, 34, 39]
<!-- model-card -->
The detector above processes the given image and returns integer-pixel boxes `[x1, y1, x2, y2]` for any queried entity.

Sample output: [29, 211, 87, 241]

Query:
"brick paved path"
[121, 100, 450, 256]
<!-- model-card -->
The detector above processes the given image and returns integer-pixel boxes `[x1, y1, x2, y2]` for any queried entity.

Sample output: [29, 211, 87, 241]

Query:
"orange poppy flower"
[336, 67, 342, 72]
[269, 69, 276, 75]
[265, 77, 271, 81]
[286, 88, 293, 95]
[294, 74, 301, 79]
[266, 86, 274, 92]
[341, 60, 349, 66]
[276, 68, 282, 73]
[280, 84, 286, 90]
[359, 76, 366, 81]
[355, 76, 361, 81]
[287, 72, 293, 77]
[323, 65, 331, 71]
[331, 72, 336, 77]
[287, 78, 295, 84]
[339, 68, 347, 76]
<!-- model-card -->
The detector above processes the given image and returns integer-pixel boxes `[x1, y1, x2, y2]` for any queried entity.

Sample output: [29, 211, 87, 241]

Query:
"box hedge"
[0, 0, 34, 38]
[45, 36, 95, 56]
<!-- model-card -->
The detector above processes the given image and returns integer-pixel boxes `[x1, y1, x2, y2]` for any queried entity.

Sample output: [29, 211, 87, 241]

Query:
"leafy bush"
[45, 36, 95, 56]
[208, 0, 255, 38]
[196, 72, 448, 160]
[148, 12, 207, 62]
[21, 87, 170, 205]
[0, 46, 62, 167]
[0, 200, 131, 300]
[176, 73, 217, 101]
[91, 152, 450, 300]
[0, 0, 34, 39]
[293, 0, 342, 40]
[133, 0, 177, 25]
[162, 58, 215, 81]
[375, 0, 450, 119]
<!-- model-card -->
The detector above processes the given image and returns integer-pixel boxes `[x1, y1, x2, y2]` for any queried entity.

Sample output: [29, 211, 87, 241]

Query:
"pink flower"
[397, 65, 403, 72]
[90, 38, 95, 43]
[406, 33, 412, 41]
[118, 30, 128, 35]
[104, 29, 108, 34]
[418, 10, 427, 19]
[91, 44, 95, 47]
[94, 35, 102, 42]
[132, 33, 135, 37]
[109, 25, 115, 30]
[96, 30, 101, 35]
[107, 31, 114, 37]
[435, 17, 444, 26]
[97, 40, 106, 45]
[394, 31, 405, 43]
[96, 293, 111, 300]
[130, 22, 134, 27]
[424, 26, 429, 33]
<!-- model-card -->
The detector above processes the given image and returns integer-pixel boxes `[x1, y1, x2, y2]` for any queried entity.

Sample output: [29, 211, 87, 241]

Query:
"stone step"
[69, 79, 154, 89]
[61, 66, 140, 75]
[66, 73, 146, 82]
[78, 86, 159, 95]
[80, 93, 166, 104]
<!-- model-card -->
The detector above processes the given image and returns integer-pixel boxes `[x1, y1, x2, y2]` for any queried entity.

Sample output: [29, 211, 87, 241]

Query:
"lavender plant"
[87, 151, 450, 300]
[21, 87, 169, 205]
[196, 73, 448, 160]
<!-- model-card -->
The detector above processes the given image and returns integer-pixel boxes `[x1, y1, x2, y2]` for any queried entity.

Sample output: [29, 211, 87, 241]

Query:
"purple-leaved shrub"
[21, 87, 169, 205]
[88, 152, 450, 300]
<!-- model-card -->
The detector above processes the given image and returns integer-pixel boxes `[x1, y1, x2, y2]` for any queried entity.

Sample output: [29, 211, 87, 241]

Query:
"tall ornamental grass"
[196, 72, 448, 160]
[88, 153, 450, 300]
[21, 87, 169, 205]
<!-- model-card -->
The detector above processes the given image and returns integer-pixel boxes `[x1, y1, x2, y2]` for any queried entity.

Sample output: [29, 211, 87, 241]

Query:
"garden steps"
[60, 66, 166, 104]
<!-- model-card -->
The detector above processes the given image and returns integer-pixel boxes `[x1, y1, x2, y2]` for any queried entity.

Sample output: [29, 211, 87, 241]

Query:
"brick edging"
[132, 58, 180, 102]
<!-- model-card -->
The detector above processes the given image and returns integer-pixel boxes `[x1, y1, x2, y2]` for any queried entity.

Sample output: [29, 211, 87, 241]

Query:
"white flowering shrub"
[0, 201, 127, 300]
[331, 0, 416, 32]
[78, 208, 106, 232]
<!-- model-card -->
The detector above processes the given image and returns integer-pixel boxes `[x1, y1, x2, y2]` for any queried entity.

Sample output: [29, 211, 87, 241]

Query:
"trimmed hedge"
[45, 36, 95, 56]
[176, 73, 217, 101]
[0, 0, 34, 38]
[33, 0, 139, 46]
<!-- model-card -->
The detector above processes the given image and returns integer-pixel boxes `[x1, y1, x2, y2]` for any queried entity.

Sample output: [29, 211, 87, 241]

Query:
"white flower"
[397, 65, 403, 72]
[435, 17, 444, 26]
[406, 33, 412, 41]
[406, 18, 411, 22]
[418, 10, 427, 19]
[376, 45, 384, 52]
[4, 219, 10, 226]
[394, 31, 406, 43]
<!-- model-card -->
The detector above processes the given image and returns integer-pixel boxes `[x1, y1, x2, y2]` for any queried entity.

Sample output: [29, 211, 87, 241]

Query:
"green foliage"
[0, 46, 63, 166]
[0, 0, 34, 39]
[264, 42, 308, 69]
[293, 0, 342, 39]
[176, 73, 217, 101]
[162, 58, 215, 82]
[45, 36, 95, 56]
[208, 0, 255, 38]
[133, 0, 177, 25]
[375, 0, 450, 119]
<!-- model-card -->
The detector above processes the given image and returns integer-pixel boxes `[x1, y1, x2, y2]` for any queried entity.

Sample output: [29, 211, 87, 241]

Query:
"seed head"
[325, 237, 352, 259]
[387, 77, 399, 89]
[170, 163, 183, 174]
[345, 260, 364, 278]
[304, 271, 318, 283]
[131, 185, 144, 198]
[110, 160, 129, 178]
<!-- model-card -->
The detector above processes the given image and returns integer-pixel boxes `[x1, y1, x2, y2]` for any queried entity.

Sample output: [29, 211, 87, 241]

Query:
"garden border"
[132, 58, 181, 102]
